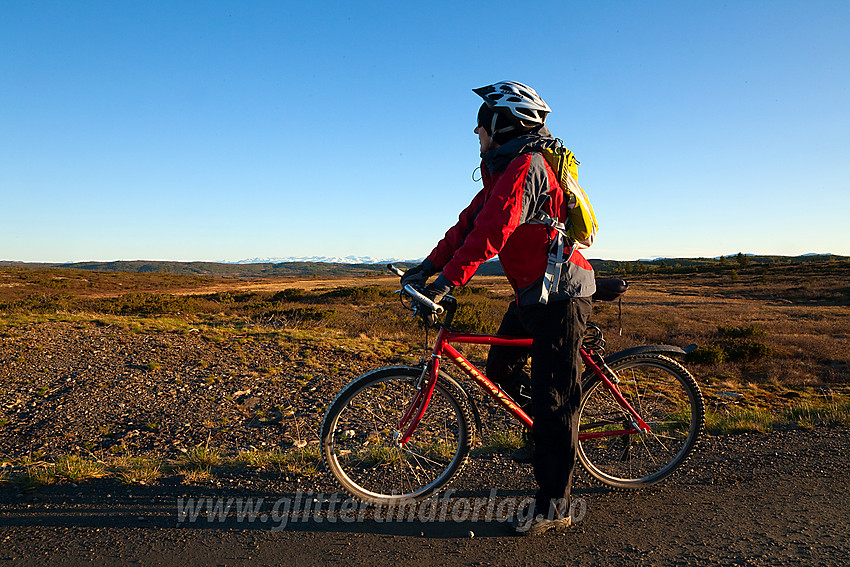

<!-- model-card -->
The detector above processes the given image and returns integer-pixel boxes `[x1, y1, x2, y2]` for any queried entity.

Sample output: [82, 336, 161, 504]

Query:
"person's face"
[475, 124, 492, 154]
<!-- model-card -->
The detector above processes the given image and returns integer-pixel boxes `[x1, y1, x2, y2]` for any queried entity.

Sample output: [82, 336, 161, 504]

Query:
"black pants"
[486, 297, 592, 518]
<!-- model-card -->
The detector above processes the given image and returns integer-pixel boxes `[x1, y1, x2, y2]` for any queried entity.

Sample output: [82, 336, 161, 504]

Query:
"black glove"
[423, 274, 454, 305]
[400, 259, 437, 288]
[417, 275, 453, 327]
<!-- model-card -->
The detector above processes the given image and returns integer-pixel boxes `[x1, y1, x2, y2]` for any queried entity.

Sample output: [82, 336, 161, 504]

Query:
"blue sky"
[2, 1, 848, 263]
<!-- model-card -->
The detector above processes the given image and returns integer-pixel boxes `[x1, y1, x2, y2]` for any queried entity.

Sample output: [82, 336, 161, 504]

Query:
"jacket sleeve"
[432, 155, 534, 286]
[425, 184, 489, 272]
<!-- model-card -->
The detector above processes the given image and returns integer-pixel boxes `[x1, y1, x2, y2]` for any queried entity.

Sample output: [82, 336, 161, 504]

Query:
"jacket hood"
[481, 125, 557, 174]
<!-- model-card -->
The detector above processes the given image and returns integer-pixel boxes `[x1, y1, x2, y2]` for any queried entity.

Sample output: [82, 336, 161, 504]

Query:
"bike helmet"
[473, 81, 551, 130]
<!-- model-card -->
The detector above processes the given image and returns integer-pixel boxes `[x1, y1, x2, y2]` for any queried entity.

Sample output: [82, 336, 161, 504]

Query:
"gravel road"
[1, 321, 848, 565]
[1, 427, 847, 566]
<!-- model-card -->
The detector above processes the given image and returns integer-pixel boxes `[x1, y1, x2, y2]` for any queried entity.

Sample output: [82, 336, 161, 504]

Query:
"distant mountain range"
[237, 253, 837, 265]
[1, 254, 845, 279]
[229, 256, 421, 265]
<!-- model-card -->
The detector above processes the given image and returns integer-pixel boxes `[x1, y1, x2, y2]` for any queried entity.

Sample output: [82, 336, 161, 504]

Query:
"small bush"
[207, 291, 260, 304]
[717, 324, 765, 339]
[97, 293, 200, 315]
[270, 289, 305, 302]
[453, 299, 499, 334]
[263, 306, 334, 323]
[319, 286, 394, 304]
[452, 286, 491, 298]
[6, 292, 78, 313]
[728, 341, 773, 363]
[689, 325, 773, 366]
[687, 344, 727, 365]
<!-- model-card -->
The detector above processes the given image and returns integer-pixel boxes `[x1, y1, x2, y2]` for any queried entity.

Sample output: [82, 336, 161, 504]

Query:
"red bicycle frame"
[397, 326, 651, 445]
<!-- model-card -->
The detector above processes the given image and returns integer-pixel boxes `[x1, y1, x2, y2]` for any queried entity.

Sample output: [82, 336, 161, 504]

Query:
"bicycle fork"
[396, 354, 442, 446]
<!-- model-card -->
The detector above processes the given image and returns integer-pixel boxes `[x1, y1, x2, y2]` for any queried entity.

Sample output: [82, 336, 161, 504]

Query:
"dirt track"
[1, 426, 847, 566]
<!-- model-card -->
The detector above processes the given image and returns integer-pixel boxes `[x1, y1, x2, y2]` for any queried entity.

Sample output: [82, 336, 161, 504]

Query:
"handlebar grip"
[403, 284, 445, 314]
[388, 264, 444, 315]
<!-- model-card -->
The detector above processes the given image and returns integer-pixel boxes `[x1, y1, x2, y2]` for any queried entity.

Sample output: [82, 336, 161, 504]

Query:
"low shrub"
[95, 293, 201, 315]
[319, 286, 395, 304]
[453, 298, 500, 334]
[687, 344, 727, 365]
[270, 289, 305, 302]
[727, 341, 773, 363]
[689, 326, 773, 366]
[2, 292, 78, 313]
[717, 324, 766, 339]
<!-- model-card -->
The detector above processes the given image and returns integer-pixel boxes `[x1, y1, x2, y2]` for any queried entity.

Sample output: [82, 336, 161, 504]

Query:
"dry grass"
[176, 444, 223, 469]
[178, 466, 213, 484]
[588, 271, 849, 387]
[15, 454, 108, 487]
[782, 397, 850, 428]
[483, 429, 525, 451]
[2, 444, 325, 487]
[0, 261, 847, 465]
[1, 264, 847, 387]
[705, 407, 775, 434]
[274, 446, 321, 476]
[111, 456, 163, 485]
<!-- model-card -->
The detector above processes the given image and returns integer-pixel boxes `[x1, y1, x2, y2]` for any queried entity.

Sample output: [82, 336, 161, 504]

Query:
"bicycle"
[320, 265, 705, 505]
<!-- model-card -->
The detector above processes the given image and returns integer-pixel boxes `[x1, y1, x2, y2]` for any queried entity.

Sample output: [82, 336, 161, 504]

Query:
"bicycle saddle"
[592, 278, 629, 302]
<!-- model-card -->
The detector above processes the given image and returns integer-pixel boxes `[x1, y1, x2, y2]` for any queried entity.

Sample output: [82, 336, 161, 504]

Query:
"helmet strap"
[491, 113, 516, 139]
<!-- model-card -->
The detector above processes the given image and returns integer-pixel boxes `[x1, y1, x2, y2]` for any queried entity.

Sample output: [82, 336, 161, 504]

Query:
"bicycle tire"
[577, 353, 704, 489]
[320, 366, 474, 505]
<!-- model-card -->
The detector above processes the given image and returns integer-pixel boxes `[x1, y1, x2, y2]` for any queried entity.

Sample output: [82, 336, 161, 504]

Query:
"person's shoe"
[511, 430, 534, 464]
[512, 514, 572, 536]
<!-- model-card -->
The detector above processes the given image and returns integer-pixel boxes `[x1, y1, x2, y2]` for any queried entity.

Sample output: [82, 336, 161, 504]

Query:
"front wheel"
[577, 354, 704, 489]
[320, 366, 473, 505]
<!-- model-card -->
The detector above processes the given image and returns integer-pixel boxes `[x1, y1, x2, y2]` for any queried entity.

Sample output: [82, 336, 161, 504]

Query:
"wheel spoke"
[321, 368, 471, 504]
[578, 354, 704, 488]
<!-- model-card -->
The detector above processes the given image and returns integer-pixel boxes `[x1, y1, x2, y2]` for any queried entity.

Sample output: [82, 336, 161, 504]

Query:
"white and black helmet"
[473, 81, 551, 129]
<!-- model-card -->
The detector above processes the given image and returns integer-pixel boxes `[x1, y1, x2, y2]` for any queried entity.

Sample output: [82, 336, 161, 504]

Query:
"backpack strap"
[529, 209, 568, 236]
[531, 210, 577, 305]
[540, 231, 579, 305]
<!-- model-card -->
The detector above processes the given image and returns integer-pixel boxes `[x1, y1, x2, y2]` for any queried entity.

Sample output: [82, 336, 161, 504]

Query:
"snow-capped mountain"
[229, 256, 422, 265]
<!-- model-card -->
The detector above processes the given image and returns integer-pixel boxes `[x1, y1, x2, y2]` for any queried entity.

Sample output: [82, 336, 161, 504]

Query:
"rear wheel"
[577, 354, 704, 489]
[320, 366, 473, 505]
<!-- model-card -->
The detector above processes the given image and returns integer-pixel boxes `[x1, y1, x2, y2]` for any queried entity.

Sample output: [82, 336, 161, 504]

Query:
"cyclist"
[401, 81, 595, 535]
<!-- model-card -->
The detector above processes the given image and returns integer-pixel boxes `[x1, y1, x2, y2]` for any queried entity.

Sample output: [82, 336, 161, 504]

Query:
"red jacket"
[426, 132, 595, 305]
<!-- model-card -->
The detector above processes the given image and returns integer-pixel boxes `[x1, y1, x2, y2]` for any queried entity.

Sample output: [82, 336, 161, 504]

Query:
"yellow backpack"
[539, 140, 598, 247]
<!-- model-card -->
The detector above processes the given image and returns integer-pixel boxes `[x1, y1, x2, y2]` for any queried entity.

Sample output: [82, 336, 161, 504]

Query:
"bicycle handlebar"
[403, 284, 445, 314]
[387, 264, 445, 315]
